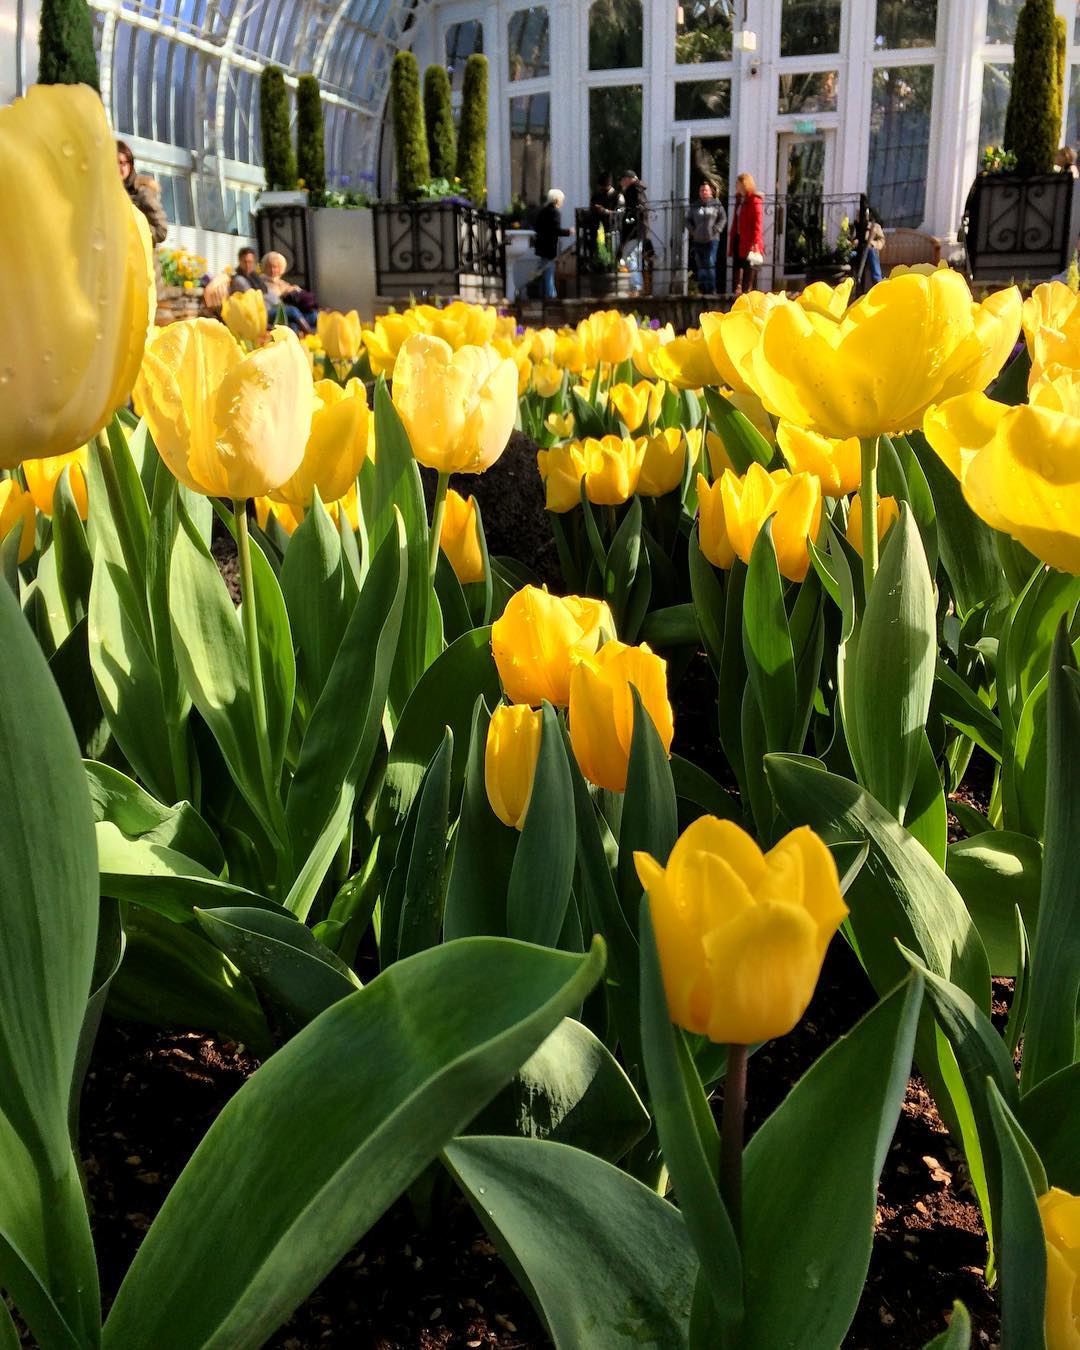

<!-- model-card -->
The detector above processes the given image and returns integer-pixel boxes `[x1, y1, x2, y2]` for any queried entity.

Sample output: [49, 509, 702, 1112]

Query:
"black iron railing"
[372, 202, 507, 300]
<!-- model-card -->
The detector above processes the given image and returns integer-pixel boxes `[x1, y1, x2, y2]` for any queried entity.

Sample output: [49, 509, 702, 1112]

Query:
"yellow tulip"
[846, 493, 900, 557]
[705, 430, 735, 479]
[554, 329, 588, 373]
[609, 380, 659, 433]
[728, 389, 777, 445]
[136, 319, 314, 499]
[532, 360, 564, 397]
[221, 288, 267, 344]
[649, 329, 722, 390]
[536, 441, 586, 512]
[777, 421, 861, 496]
[492, 585, 612, 707]
[485, 703, 543, 830]
[1039, 1187, 1080, 1350]
[638, 428, 687, 497]
[634, 818, 848, 1044]
[528, 327, 557, 363]
[797, 277, 853, 319]
[272, 378, 369, 508]
[254, 495, 305, 536]
[317, 310, 363, 363]
[923, 371, 1080, 572]
[421, 300, 498, 348]
[1022, 280, 1080, 355]
[582, 435, 646, 505]
[716, 463, 822, 581]
[581, 310, 638, 366]
[569, 640, 674, 792]
[545, 411, 575, 440]
[700, 292, 789, 394]
[439, 488, 485, 584]
[0, 479, 35, 562]
[696, 473, 736, 568]
[0, 84, 153, 468]
[747, 270, 1021, 440]
[21, 447, 89, 518]
[391, 334, 518, 475]
[362, 312, 415, 376]
[632, 323, 676, 379]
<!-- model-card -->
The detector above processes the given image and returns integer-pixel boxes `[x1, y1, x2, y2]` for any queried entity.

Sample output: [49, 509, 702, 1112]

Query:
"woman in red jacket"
[729, 172, 764, 295]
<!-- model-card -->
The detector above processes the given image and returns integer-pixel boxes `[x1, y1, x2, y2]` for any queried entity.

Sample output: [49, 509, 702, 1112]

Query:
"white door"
[775, 130, 838, 280]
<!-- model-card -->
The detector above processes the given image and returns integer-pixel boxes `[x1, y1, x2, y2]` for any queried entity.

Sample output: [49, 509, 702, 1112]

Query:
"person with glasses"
[116, 141, 168, 245]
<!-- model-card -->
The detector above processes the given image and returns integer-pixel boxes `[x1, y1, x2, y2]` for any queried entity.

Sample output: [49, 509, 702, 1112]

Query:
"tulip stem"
[720, 1043, 748, 1236]
[234, 500, 279, 834]
[858, 435, 880, 594]
[429, 471, 450, 582]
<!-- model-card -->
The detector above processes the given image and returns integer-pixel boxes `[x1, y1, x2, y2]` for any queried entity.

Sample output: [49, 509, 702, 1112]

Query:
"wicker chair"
[880, 228, 942, 272]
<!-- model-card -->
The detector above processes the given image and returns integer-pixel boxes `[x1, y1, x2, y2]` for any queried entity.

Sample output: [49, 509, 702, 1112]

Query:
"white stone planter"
[311, 208, 376, 318]
[255, 190, 310, 210]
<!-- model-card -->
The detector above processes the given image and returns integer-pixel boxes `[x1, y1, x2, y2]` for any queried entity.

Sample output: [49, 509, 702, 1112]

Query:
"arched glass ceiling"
[5, 0, 429, 231]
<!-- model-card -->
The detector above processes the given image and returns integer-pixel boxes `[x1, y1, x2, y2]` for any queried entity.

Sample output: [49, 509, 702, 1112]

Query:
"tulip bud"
[272, 379, 369, 508]
[21, 448, 89, 519]
[0, 479, 36, 562]
[532, 360, 564, 398]
[632, 323, 675, 380]
[777, 421, 861, 496]
[635, 818, 848, 1044]
[317, 309, 363, 363]
[609, 381, 657, 433]
[649, 329, 722, 390]
[637, 428, 687, 497]
[221, 289, 268, 345]
[719, 464, 822, 582]
[0, 85, 153, 467]
[492, 585, 613, 707]
[362, 312, 414, 376]
[581, 310, 638, 366]
[537, 442, 587, 513]
[582, 435, 646, 506]
[485, 703, 543, 830]
[1038, 1186, 1080, 1350]
[136, 319, 314, 500]
[696, 474, 735, 568]
[846, 493, 900, 557]
[569, 640, 673, 792]
[440, 489, 485, 585]
[545, 411, 576, 441]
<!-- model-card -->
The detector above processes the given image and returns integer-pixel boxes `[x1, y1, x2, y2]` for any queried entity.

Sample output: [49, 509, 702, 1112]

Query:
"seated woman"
[260, 251, 318, 334]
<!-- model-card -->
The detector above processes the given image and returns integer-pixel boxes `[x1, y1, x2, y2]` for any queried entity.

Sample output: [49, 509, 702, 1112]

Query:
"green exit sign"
[794, 119, 818, 134]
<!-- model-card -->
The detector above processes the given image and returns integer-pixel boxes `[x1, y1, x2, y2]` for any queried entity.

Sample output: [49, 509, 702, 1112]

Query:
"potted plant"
[804, 215, 854, 284]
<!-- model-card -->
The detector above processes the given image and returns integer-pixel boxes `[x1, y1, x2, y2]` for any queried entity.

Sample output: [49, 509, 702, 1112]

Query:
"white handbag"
[746, 249, 764, 267]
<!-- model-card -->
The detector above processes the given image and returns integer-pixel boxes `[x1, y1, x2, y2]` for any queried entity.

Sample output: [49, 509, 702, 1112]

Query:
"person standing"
[686, 182, 727, 296]
[116, 140, 168, 245]
[729, 172, 764, 295]
[532, 188, 570, 299]
[619, 169, 649, 295]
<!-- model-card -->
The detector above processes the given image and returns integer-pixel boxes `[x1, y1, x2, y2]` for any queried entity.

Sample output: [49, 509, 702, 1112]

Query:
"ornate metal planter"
[372, 202, 507, 301]
[254, 203, 316, 291]
[965, 173, 1077, 281]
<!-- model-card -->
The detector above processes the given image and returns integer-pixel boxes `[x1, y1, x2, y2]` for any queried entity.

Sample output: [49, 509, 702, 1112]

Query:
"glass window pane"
[980, 63, 1012, 150]
[508, 7, 549, 81]
[781, 0, 841, 58]
[509, 92, 551, 207]
[1069, 65, 1080, 147]
[874, 0, 937, 49]
[675, 0, 732, 65]
[674, 78, 731, 120]
[589, 0, 643, 69]
[986, 0, 1020, 43]
[777, 71, 838, 114]
[446, 20, 483, 95]
[690, 134, 730, 196]
[867, 65, 934, 228]
[589, 84, 642, 191]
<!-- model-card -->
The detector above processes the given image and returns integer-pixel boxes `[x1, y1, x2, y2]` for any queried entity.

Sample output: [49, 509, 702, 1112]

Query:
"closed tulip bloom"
[21, 447, 89, 518]
[700, 292, 789, 394]
[545, 411, 575, 440]
[221, 288, 267, 344]
[0, 479, 36, 562]
[0, 84, 153, 468]
[532, 360, 564, 397]
[797, 277, 853, 319]
[777, 421, 861, 496]
[272, 378, 369, 508]
[696, 474, 736, 569]
[748, 270, 1020, 440]
[581, 310, 638, 366]
[638, 428, 687, 497]
[634, 818, 848, 1044]
[537, 441, 587, 512]
[136, 319, 314, 499]
[528, 327, 557, 363]
[582, 434, 646, 505]
[439, 488, 485, 584]
[317, 309, 363, 363]
[569, 640, 674, 792]
[554, 329, 588, 373]
[650, 329, 722, 390]
[391, 334, 517, 475]
[492, 585, 613, 707]
[424, 300, 498, 348]
[254, 495, 305, 536]
[632, 322, 676, 379]
[1039, 1187, 1080, 1350]
[720, 463, 822, 582]
[609, 380, 659, 433]
[1022, 280, 1080, 357]
[485, 703, 543, 830]
[846, 493, 900, 557]
[362, 312, 414, 375]
[705, 430, 736, 478]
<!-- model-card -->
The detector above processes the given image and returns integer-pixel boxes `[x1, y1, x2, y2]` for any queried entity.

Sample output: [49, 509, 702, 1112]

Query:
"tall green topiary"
[456, 54, 488, 208]
[38, 0, 100, 90]
[390, 51, 430, 201]
[296, 74, 326, 202]
[424, 65, 457, 182]
[1003, 0, 1061, 176]
[1055, 16, 1067, 143]
[260, 66, 297, 191]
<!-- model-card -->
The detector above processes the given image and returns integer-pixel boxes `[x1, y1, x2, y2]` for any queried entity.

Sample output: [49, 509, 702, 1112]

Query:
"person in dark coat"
[686, 182, 727, 295]
[116, 140, 168, 245]
[532, 188, 570, 298]
[619, 169, 649, 294]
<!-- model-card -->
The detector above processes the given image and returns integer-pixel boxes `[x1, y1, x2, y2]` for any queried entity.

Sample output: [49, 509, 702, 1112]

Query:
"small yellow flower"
[532, 360, 564, 398]
[1038, 1186, 1080, 1350]
[439, 489, 485, 584]
[317, 309, 363, 363]
[544, 411, 575, 440]
[485, 703, 543, 830]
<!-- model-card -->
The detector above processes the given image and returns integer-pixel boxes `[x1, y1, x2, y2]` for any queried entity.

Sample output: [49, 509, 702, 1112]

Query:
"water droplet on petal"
[0, 367, 12, 385]
[61, 141, 75, 158]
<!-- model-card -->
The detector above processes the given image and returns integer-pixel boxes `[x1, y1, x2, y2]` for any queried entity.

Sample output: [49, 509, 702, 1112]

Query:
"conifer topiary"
[456, 54, 488, 208]
[1003, 0, 1061, 176]
[260, 66, 297, 190]
[296, 74, 326, 202]
[38, 0, 100, 91]
[390, 51, 430, 201]
[424, 65, 457, 182]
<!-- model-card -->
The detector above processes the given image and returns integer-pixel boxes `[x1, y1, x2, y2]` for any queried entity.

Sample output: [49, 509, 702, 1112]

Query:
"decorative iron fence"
[372, 202, 507, 301]
[254, 205, 316, 292]
[963, 173, 1077, 281]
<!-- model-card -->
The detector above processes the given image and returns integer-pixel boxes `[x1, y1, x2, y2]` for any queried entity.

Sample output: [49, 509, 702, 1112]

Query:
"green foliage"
[390, 50, 430, 202]
[295, 73, 325, 202]
[1003, 0, 1061, 176]
[455, 53, 488, 207]
[423, 64, 457, 182]
[259, 66, 297, 191]
[37, 0, 99, 90]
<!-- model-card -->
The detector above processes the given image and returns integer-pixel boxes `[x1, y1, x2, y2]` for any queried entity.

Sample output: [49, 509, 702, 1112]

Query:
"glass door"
[775, 131, 834, 279]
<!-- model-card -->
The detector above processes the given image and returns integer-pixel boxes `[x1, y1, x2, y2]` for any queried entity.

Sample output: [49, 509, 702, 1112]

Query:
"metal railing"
[372, 201, 507, 300]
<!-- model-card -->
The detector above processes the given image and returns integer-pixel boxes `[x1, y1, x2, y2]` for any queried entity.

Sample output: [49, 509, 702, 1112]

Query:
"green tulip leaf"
[743, 519, 797, 754]
[85, 759, 222, 872]
[687, 525, 725, 677]
[396, 726, 454, 960]
[922, 1302, 972, 1348]
[987, 1084, 1048, 1350]
[47, 617, 110, 758]
[931, 659, 1003, 761]
[617, 687, 679, 929]
[279, 490, 353, 703]
[508, 704, 576, 949]
[1017, 1062, 1080, 1191]
[52, 464, 92, 627]
[702, 386, 772, 472]
[947, 832, 1041, 977]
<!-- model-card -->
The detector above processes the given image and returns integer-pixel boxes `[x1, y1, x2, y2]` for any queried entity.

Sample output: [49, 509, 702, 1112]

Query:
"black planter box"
[965, 172, 1078, 281]
[372, 202, 507, 301]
